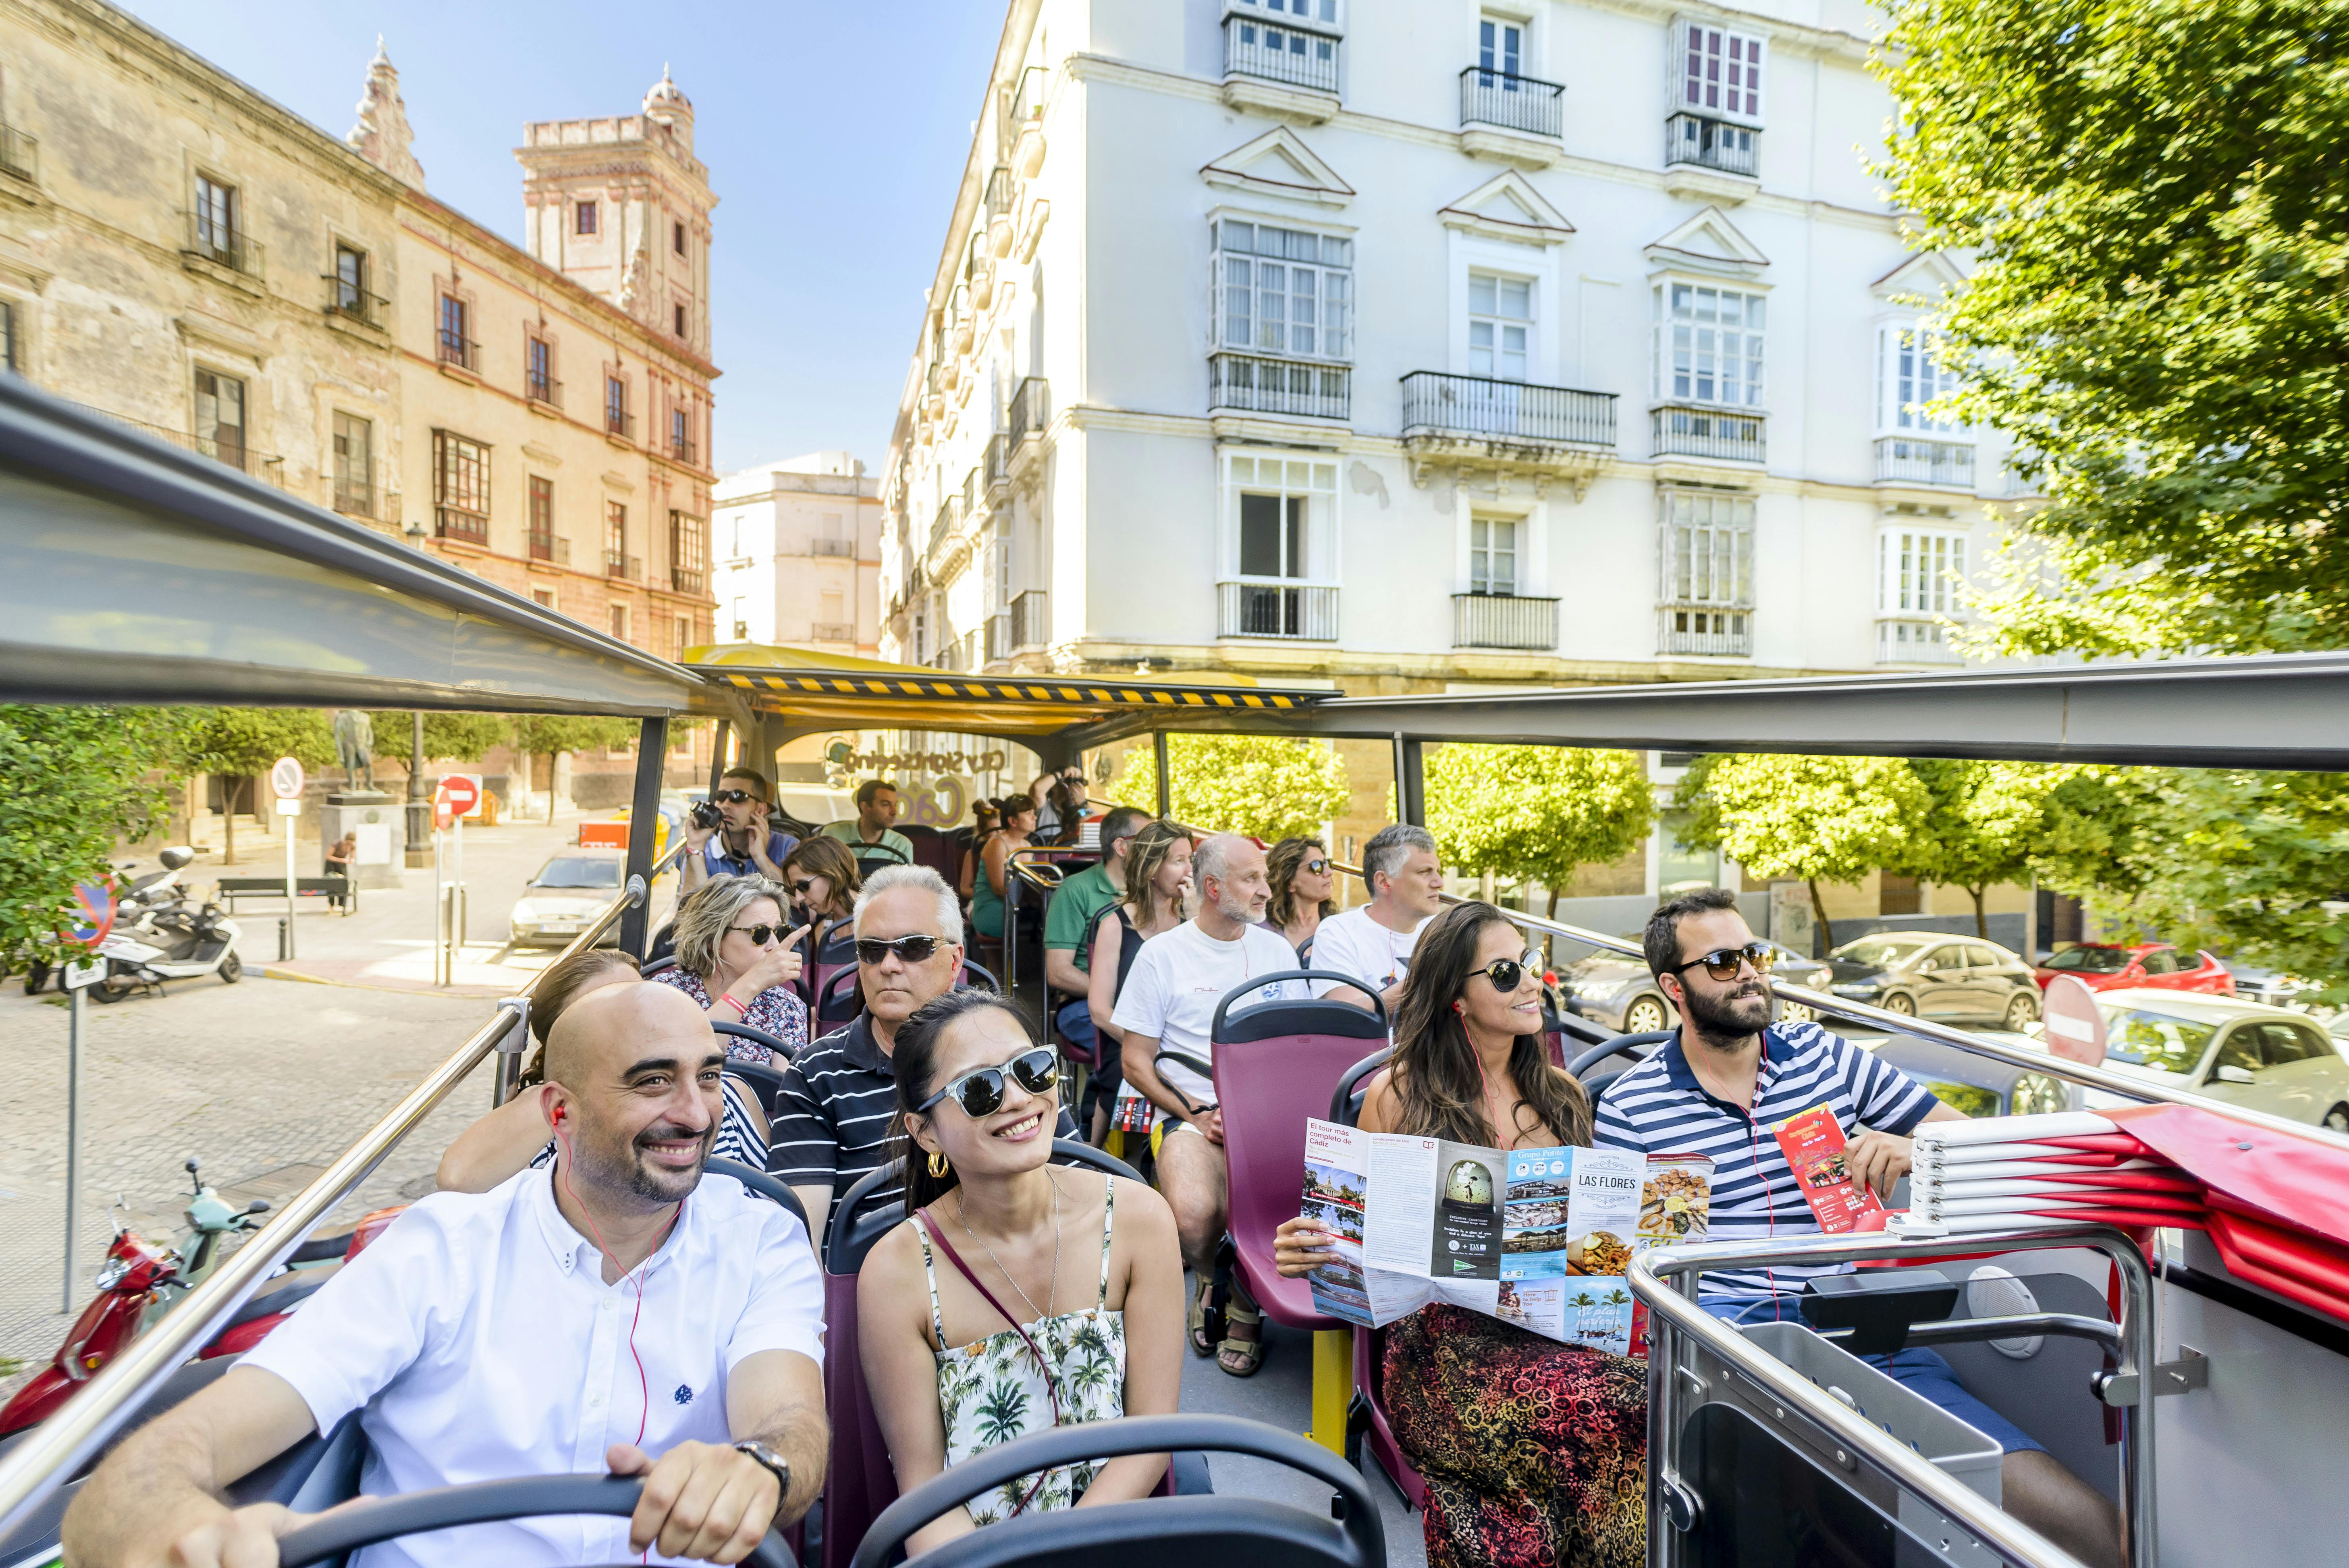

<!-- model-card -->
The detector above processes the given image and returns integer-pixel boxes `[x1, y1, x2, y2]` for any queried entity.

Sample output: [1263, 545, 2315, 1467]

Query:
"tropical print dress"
[912, 1180, 1126, 1525]
[1385, 1303, 1648, 1568]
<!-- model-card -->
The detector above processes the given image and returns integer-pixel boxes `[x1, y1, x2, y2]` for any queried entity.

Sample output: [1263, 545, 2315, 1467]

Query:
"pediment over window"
[1871, 250, 1967, 304]
[1437, 170, 1574, 245]
[1644, 206, 1770, 278]
[1200, 127, 1354, 208]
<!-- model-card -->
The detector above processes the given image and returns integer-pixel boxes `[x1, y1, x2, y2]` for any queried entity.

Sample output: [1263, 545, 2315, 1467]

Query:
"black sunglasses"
[789, 877, 820, 897]
[1474, 949, 1544, 993]
[712, 788, 758, 805]
[856, 934, 943, 965]
[1302, 858, 1329, 875]
[729, 923, 785, 946]
[918, 1047, 1059, 1118]
[1672, 942, 1777, 982]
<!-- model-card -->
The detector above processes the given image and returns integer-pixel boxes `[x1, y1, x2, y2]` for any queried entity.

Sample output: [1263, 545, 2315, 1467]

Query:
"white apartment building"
[879, 0, 2019, 690]
[711, 451, 885, 655]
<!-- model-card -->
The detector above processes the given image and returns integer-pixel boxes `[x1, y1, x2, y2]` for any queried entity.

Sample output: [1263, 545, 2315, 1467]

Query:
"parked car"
[1564, 939, 1829, 1034]
[2031, 942, 2233, 997]
[2087, 989, 2349, 1134]
[1821, 932, 2043, 1029]
[2221, 962, 2308, 1009]
[506, 849, 626, 948]
[1871, 1030, 2082, 1120]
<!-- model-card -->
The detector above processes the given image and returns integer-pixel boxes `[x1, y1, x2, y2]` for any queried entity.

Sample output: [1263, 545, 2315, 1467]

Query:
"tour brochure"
[1299, 1119, 1713, 1353]
[1771, 1103, 1885, 1233]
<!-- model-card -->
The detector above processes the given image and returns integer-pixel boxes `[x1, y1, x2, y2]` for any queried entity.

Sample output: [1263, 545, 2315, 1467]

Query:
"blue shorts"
[1702, 1294, 2044, 1456]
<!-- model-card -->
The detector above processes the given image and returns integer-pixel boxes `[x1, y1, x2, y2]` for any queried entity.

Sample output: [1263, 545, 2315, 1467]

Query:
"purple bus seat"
[816, 1140, 1147, 1568]
[897, 823, 962, 888]
[800, 916, 857, 1014]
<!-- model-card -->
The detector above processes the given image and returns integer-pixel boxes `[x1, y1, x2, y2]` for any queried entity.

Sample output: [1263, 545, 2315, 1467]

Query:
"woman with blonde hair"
[659, 872, 808, 1061]
[1082, 821, 1194, 1144]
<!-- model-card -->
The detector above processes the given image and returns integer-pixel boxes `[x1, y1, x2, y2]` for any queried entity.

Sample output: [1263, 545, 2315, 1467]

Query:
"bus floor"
[1178, 1271, 1429, 1568]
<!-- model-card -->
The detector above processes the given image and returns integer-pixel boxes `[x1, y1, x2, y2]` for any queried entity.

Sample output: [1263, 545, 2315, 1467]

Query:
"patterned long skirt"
[1384, 1303, 1649, 1568]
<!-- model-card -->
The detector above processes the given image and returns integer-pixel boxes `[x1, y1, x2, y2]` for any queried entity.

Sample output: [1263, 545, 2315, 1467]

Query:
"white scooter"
[20, 847, 208, 995]
[87, 876, 243, 1003]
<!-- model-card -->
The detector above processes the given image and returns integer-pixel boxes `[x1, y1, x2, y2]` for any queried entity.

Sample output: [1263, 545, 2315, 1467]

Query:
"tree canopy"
[1109, 734, 1350, 843]
[1674, 754, 1929, 950]
[366, 711, 511, 764]
[1876, 0, 2349, 656]
[0, 706, 188, 957]
[506, 714, 638, 820]
[1423, 744, 1654, 916]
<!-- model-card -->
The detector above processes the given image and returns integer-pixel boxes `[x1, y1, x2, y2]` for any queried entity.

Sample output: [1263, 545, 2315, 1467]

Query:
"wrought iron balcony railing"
[1223, 12, 1340, 95]
[1402, 372, 1614, 448]
[1452, 593, 1560, 651]
[604, 549, 642, 581]
[1665, 113, 1758, 178]
[1219, 580, 1338, 641]
[670, 564, 706, 595]
[1875, 436, 1976, 489]
[526, 372, 563, 409]
[1658, 604, 1751, 656]
[1653, 404, 1765, 463]
[185, 211, 264, 276]
[324, 279, 388, 330]
[1209, 352, 1350, 422]
[435, 507, 488, 544]
[1013, 589, 1049, 650]
[1009, 377, 1050, 447]
[1877, 616, 1965, 665]
[437, 330, 478, 372]
[1459, 66, 1564, 138]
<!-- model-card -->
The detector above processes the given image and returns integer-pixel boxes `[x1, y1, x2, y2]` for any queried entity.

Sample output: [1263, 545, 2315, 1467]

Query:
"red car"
[2031, 942, 2235, 995]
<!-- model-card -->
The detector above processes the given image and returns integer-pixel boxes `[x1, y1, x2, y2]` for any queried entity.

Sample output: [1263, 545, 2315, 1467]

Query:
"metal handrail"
[1319, 855, 2349, 1150]
[0, 838, 688, 1538]
[1634, 1223, 2154, 1568]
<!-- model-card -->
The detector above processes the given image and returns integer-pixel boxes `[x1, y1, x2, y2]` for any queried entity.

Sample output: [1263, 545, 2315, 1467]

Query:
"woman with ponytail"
[1273, 901, 1649, 1568]
[859, 991, 1182, 1556]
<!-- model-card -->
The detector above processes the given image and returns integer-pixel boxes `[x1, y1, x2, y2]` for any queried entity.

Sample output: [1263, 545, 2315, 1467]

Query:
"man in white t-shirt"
[66, 982, 827, 1568]
[1310, 823, 1445, 1014]
[1112, 834, 1299, 1374]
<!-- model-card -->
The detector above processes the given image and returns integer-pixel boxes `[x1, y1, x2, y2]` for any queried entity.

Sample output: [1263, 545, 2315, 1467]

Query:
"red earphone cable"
[555, 1127, 684, 1448]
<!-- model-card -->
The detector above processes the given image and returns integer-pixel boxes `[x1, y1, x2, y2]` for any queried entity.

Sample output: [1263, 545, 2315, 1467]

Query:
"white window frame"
[1227, 0, 1343, 31]
[1651, 278, 1765, 408]
[1479, 13, 1526, 78]
[1220, 449, 1341, 587]
[609, 602, 630, 641]
[1212, 216, 1354, 365]
[1877, 525, 1968, 617]
[1658, 487, 1755, 626]
[1875, 321, 1965, 437]
[1467, 270, 1534, 382]
[1672, 17, 1765, 127]
[1468, 514, 1521, 596]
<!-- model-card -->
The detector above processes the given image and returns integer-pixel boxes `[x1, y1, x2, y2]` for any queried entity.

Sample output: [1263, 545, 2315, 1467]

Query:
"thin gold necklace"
[957, 1170, 1062, 1323]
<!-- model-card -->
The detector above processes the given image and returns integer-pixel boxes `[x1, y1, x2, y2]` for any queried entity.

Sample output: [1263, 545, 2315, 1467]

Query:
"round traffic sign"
[270, 756, 306, 800]
[69, 881, 115, 949]
[436, 774, 482, 816]
[2040, 974, 2108, 1066]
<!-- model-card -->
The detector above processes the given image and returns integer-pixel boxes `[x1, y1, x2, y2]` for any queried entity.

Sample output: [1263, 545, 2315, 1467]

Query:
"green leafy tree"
[179, 708, 336, 864]
[367, 711, 510, 767]
[506, 714, 638, 823]
[1675, 755, 1930, 953]
[1109, 734, 1350, 842]
[0, 706, 189, 960]
[1875, 0, 2349, 657]
[1423, 745, 1654, 919]
[1898, 761, 2061, 939]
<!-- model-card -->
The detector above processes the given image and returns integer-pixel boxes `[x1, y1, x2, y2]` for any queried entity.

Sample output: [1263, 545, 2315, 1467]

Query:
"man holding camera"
[683, 767, 799, 891]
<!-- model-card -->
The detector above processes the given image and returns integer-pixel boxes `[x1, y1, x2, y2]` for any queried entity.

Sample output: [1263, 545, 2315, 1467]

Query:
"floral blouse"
[652, 966, 808, 1062]
[914, 1180, 1127, 1525]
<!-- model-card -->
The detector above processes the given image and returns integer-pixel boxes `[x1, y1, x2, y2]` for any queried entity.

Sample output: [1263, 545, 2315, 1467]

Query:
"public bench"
[214, 876, 357, 914]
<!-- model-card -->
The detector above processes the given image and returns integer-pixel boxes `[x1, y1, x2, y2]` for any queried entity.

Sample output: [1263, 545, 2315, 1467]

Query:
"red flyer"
[1772, 1104, 1884, 1234]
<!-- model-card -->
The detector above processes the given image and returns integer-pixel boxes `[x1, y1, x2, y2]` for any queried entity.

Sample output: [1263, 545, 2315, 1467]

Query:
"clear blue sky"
[121, 0, 1005, 474]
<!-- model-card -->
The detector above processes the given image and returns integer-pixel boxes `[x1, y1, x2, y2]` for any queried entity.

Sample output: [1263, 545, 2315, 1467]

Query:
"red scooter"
[0, 1164, 404, 1436]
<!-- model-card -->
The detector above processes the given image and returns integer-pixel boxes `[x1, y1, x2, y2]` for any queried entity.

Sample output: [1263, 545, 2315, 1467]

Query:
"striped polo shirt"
[1594, 1019, 1937, 1301]
[766, 1014, 1077, 1220]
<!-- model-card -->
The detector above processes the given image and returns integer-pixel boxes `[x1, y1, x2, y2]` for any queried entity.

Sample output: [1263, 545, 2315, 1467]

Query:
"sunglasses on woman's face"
[1302, 858, 1329, 875]
[917, 1046, 1059, 1118]
[713, 788, 758, 805]
[1474, 949, 1545, 993]
[729, 923, 786, 947]
[789, 877, 820, 897]
[1671, 941, 1777, 982]
[856, 933, 943, 965]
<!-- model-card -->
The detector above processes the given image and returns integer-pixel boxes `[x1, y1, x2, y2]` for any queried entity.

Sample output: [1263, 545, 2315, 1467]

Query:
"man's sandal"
[1187, 1278, 1216, 1357]
[1217, 1298, 1265, 1377]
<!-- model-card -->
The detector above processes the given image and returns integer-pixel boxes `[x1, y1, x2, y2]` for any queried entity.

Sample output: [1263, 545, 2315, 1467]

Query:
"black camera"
[689, 799, 723, 831]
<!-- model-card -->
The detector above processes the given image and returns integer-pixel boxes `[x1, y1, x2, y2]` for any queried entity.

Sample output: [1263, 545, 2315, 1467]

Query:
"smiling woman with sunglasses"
[657, 873, 811, 1064]
[1272, 901, 1649, 1568]
[860, 990, 1183, 1558]
[1263, 836, 1337, 957]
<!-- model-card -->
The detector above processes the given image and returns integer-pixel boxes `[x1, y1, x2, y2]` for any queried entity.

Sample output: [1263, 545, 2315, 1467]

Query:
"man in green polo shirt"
[821, 779, 916, 867]
[1043, 804, 1151, 1132]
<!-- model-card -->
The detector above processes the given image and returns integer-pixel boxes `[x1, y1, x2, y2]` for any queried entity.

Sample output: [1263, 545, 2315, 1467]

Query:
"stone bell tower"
[515, 66, 717, 359]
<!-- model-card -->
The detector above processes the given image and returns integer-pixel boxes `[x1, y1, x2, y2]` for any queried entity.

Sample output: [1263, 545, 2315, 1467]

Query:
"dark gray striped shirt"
[766, 1015, 1077, 1216]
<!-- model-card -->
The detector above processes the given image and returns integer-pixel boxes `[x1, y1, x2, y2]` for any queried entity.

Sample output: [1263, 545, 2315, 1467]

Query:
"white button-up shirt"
[242, 1166, 824, 1568]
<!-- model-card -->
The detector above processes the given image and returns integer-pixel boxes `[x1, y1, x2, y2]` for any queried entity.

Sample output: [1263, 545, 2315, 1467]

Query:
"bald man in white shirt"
[66, 983, 828, 1568]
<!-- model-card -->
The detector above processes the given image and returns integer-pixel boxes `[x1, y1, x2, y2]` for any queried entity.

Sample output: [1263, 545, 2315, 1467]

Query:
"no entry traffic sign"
[2040, 974, 2108, 1067]
[436, 773, 482, 818]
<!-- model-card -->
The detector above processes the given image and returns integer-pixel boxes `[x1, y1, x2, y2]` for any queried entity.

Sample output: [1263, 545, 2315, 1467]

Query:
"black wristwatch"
[733, 1439, 791, 1520]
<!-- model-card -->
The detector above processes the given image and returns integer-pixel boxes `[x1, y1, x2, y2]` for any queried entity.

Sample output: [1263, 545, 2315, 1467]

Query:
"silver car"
[507, 850, 625, 947]
[1566, 939, 1830, 1034]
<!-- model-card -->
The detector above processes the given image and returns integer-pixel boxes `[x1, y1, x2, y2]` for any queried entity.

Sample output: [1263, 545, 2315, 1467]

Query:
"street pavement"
[0, 809, 686, 1391]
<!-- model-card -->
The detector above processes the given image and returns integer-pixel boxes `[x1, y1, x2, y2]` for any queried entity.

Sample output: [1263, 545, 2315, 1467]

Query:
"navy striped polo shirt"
[1594, 1019, 1938, 1300]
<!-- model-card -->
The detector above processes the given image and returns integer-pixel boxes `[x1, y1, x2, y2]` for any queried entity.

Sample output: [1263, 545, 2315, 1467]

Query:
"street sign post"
[434, 777, 478, 959]
[61, 880, 114, 1307]
[272, 756, 305, 960]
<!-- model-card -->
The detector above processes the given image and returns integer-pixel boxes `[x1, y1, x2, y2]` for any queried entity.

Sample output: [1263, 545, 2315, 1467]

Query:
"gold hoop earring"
[927, 1149, 950, 1179]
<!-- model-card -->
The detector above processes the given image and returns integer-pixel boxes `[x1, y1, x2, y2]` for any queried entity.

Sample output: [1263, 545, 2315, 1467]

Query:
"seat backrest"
[703, 1158, 810, 1236]
[817, 966, 866, 1032]
[898, 823, 962, 887]
[803, 916, 858, 1013]
[1209, 970, 1392, 1264]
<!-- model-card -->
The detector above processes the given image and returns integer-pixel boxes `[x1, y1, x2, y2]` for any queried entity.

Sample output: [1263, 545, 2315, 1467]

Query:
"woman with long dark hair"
[1263, 836, 1336, 957]
[860, 991, 1182, 1556]
[1273, 901, 1648, 1568]
[970, 795, 1036, 940]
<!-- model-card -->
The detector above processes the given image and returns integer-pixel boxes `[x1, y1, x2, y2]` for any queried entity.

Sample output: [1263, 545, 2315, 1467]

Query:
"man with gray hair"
[1112, 834, 1302, 1376]
[1309, 823, 1446, 1012]
[766, 865, 1074, 1243]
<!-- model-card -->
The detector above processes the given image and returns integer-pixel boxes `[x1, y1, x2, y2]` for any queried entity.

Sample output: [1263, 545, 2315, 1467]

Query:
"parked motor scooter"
[0, 1158, 399, 1435]
[19, 848, 200, 995]
[86, 896, 243, 1003]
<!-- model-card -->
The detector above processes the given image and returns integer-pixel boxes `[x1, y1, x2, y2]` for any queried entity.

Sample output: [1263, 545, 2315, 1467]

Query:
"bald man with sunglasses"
[764, 865, 1075, 1247]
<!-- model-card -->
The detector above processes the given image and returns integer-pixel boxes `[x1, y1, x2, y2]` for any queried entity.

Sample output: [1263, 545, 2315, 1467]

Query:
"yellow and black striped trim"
[708, 670, 1319, 710]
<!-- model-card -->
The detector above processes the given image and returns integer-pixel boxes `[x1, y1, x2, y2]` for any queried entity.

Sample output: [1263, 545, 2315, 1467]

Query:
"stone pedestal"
[324, 791, 405, 888]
